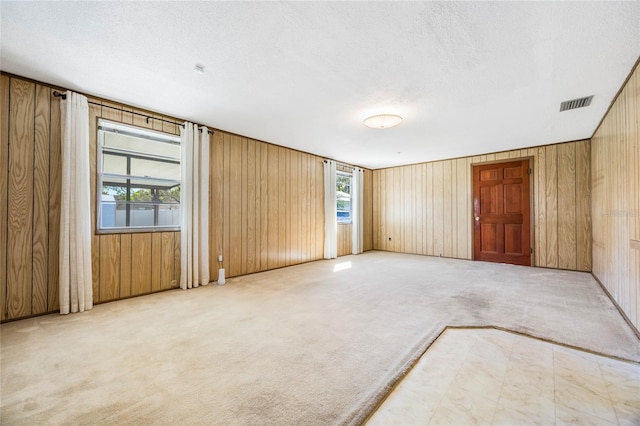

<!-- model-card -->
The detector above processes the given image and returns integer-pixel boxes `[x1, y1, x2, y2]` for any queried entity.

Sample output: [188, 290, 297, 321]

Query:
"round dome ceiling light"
[363, 114, 403, 129]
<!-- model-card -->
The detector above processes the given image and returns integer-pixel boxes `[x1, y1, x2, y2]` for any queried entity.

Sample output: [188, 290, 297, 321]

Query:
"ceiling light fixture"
[194, 64, 205, 74]
[363, 114, 402, 129]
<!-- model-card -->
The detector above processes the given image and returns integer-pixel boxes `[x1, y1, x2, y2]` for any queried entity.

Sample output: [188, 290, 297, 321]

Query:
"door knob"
[475, 216, 480, 221]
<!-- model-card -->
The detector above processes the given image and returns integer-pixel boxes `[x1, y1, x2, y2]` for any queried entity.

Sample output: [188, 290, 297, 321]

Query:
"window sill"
[97, 226, 180, 235]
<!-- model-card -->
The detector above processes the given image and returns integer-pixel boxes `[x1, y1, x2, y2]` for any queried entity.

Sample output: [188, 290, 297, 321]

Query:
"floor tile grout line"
[596, 359, 621, 426]
[552, 345, 558, 426]
[488, 330, 515, 426]
[425, 329, 480, 425]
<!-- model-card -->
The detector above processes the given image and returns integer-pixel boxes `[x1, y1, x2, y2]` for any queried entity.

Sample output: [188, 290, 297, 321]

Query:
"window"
[97, 119, 181, 232]
[336, 172, 352, 223]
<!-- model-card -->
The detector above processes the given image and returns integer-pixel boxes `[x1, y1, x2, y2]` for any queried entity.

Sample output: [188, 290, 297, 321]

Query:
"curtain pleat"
[180, 123, 210, 289]
[59, 91, 93, 315]
[352, 168, 364, 254]
[324, 160, 337, 259]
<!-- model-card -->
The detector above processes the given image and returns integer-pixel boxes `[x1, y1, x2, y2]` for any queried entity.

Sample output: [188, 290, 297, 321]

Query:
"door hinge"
[528, 168, 532, 175]
[530, 247, 533, 254]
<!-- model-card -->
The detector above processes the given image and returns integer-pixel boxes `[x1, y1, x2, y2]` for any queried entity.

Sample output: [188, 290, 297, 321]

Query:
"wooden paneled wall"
[592, 62, 640, 330]
[337, 224, 352, 257]
[363, 169, 373, 252]
[209, 132, 327, 279]
[372, 140, 591, 271]
[87, 99, 183, 304]
[1, 73, 374, 321]
[0, 75, 183, 320]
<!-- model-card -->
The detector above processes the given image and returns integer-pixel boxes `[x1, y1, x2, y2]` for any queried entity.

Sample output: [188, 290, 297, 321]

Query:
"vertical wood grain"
[131, 233, 152, 295]
[414, 167, 423, 254]
[174, 229, 181, 287]
[576, 141, 591, 271]
[456, 158, 468, 259]
[300, 153, 310, 261]
[392, 168, 400, 252]
[151, 232, 162, 292]
[375, 169, 384, 250]
[240, 137, 248, 275]
[545, 144, 558, 268]
[229, 135, 242, 277]
[99, 234, 120, 302]
[557, 142, 577, 270]
[0, 75, 9, 319]
[443, 160, 453, 257]
[47, 88, 61, 312]
[373, 169, 379, 250]
[259, 142, 269, 270]
[337, 224, 352, 257]
[283, 150, 292, 265]
[278, 147, 287, 267]
[120, 233, 132, 297]
[246, 139, 257, 273]
[402, 166, 411, 253]
[432, 162, 444, 256]
[222, 133, 231, 274]
[213, 131, 224, 279]
[161, 233, 174, 290]
[267, 144, 279, 269]
[31, 85, 50, 314]
[7, 79, 35, 319]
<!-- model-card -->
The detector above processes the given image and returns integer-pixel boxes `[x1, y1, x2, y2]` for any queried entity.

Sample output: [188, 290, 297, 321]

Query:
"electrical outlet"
[218, 254, 223, 262]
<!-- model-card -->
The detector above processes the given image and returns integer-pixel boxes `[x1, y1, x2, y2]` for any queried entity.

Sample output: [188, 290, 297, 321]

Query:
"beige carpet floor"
[1, 251, 639, 425]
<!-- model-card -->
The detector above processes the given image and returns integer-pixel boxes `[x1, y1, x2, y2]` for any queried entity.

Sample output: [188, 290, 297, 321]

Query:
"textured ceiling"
[1, 1, 639, 169]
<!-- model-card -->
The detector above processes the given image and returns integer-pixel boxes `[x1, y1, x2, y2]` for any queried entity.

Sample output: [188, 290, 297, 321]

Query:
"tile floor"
[366, 328, 640, 426]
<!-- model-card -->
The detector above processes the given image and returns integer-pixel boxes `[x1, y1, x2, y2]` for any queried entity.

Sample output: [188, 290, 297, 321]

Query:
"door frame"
[470, 156, 536, 266]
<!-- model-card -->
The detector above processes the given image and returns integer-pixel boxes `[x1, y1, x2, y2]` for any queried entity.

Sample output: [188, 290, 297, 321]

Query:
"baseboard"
[592, 273, 640, 340]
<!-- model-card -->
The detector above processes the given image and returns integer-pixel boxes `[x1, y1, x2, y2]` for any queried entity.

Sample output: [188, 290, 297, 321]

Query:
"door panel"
[504, 185, 521, 213]
[473, 160, 531, 266]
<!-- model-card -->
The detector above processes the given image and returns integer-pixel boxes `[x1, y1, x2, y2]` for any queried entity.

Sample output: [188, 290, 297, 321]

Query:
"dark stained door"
[473, 160, 531, 266]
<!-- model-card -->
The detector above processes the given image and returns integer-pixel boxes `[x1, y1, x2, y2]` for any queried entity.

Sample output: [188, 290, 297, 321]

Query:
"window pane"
[100, 192, 180, 229]
[336, 174, 352, 223]
[130, 158, 180, 181]
[103, 132, 180, 159]
[158, 187, 181, 203]
[102, 153, 127, 175]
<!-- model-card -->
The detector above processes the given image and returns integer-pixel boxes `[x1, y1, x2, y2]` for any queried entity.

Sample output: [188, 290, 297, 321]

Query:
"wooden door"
[473, 160, 531, 266]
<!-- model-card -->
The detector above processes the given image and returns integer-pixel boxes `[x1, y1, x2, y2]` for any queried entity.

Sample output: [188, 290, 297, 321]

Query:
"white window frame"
[97, 119, 181, 233]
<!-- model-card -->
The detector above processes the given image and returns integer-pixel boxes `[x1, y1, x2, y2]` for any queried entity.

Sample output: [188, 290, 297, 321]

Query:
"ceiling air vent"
[559, 95, 594, 112]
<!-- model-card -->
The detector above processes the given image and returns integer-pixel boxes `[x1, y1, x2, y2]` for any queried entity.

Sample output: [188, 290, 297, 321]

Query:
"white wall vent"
[560, 95, 594, 112]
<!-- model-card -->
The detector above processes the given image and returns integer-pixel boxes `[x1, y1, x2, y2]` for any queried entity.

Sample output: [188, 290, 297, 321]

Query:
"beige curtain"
[324, 159, 337, 259]
[180, 123, 210, 289]
[351, 168, 364, 254]
[59, 91, 93, 314]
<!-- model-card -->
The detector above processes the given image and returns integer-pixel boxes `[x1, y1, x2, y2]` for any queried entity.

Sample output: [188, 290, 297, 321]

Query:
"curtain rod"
[52, 91, 213, 135]
[323, 159, 363, 170]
